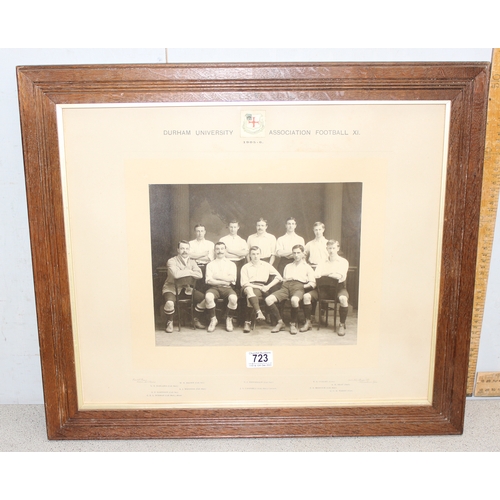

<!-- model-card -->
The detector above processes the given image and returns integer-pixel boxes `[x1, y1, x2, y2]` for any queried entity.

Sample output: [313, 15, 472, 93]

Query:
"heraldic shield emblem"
[241, 111, 266, 137]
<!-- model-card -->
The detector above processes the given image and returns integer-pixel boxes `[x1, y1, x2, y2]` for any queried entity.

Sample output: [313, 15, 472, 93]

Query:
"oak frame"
[17, 62, 489, 439]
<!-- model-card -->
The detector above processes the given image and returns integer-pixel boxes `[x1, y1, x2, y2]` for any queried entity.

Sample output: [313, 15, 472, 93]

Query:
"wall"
[0, 48, 496, 403]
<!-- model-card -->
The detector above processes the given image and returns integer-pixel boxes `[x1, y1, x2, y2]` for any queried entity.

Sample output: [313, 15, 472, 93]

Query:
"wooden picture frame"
[17, 62, 489, 439]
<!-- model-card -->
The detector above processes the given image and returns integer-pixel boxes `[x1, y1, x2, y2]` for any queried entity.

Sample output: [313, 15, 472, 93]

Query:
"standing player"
[220, 220, 248, 287]
[304, 222, 328, 269]
[189, 224, 214, 291]
[246, 218, 277, 265]
[275, 217, 305, 276]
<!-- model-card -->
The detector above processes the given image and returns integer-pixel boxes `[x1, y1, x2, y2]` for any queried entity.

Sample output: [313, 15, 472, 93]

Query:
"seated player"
[240, 246, 282, 333]
[265, 244, 315, 335]
[204, 241, 238, 332]
[162, 240, 206, 333]
[302, 239, 349, 335]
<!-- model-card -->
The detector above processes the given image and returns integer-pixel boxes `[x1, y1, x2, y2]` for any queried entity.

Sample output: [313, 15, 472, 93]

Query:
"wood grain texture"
[467, 50, 500, 395]
[16, 63, 489, 439]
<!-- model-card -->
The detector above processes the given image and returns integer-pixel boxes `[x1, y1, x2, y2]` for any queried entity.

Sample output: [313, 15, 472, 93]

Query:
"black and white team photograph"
[149, 182, 362, 347]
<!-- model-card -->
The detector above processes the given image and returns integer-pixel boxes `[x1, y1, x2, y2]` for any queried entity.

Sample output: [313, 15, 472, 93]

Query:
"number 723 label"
[246, 351, 273, 368]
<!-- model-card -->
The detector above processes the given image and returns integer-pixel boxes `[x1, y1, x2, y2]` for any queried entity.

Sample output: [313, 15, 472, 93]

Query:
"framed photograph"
[17, 62, 489, 439]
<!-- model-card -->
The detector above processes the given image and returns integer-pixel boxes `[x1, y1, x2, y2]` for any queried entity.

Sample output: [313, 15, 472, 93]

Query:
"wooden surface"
[475, 372, 500, 397]
[2, 401, 500, 451]
[467, 50, 500, 395]
[17, 63, 489, 439]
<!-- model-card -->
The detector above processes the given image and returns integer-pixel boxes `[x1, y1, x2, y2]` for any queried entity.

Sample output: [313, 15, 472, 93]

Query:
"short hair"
[177, 240, 190, 249]
[326, 239, 339, 247]
[256, 218, 268, 224]
[286, 217, 297, 223]
[313, 221, 325, 229]
[228, 220, 239, 226]
[292, 244, 304, 252]
[194, 224, 205, 231]
[249, 246, 261, 253]
[215, 241, 226, 249]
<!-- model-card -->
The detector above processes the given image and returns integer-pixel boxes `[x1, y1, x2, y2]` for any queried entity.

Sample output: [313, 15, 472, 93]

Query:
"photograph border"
[17, 62, 489, 439]
[149, 180, 362, 346]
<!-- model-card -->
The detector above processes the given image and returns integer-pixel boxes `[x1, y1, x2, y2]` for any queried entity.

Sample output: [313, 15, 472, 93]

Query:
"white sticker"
[246, 351, 273, 368]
